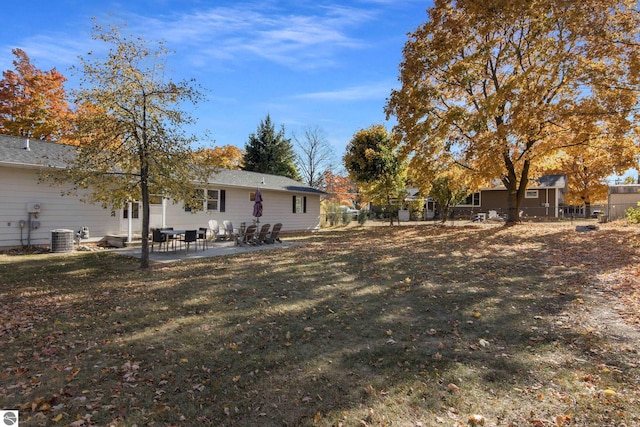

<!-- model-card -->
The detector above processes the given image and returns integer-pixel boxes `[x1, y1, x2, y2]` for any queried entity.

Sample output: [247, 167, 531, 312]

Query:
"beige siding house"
[608, 184, 640, 220]
[0, 134, 324, 249]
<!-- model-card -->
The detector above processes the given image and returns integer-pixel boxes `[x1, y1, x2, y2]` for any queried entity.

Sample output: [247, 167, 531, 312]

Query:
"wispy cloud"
[125, 3, 376, 70]
[2, 34, 94, 70]
[292, 81, 394, 102]
[3, 2, 384, 73]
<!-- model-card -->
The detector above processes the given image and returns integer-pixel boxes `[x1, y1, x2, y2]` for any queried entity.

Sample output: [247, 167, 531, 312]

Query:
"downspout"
[27, 212, 32, 247]
[127, 201, 133, 244]
[545, 188, 549, 217]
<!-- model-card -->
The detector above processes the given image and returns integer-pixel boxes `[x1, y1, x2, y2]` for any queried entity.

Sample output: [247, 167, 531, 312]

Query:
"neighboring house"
[402, 175, 567, 220]
[0, 134, 324, 249]
[459, 174, 567, 219]
[608, 184, 640, 220]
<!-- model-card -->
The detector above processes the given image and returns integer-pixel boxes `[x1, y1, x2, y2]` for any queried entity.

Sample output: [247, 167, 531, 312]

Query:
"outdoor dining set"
[150, 220, 282, 253]
[150, 188, 280, 253]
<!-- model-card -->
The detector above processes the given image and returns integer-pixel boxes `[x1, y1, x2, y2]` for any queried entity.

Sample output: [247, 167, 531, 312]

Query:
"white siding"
[1, 166, 321, 248]
[0, 166, 119, 248]
[160, 187, 321, 233]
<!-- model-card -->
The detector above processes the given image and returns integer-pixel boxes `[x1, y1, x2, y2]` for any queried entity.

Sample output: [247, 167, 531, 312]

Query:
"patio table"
[160, 229, 185, 252]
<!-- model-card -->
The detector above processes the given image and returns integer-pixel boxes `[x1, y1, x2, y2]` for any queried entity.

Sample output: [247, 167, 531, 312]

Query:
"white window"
[207, 189, 220, 211]
[293, 195, 307, 213]
[460, 192, 480, 207]
[525, 190, 539, 198]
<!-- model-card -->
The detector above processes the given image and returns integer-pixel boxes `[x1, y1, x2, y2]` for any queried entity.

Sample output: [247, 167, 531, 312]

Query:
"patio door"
[120, 201, 142, 233]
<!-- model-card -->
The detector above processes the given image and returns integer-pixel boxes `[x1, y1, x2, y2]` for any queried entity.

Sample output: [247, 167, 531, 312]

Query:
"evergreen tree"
[242, 114, 300, 180]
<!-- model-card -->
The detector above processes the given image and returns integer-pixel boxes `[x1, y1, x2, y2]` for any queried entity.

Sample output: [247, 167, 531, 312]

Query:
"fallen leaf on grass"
[468, 414, 485, 425]
[447, 383, 459, 392]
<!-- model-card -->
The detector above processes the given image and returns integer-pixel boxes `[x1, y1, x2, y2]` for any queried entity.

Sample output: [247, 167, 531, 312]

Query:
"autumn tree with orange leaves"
[386, 0, 640, 224]
[0, 48, 74, 140]
[195, 145, 244, 169]
[549, 140, 637, 217]
[322, 170, 358, 207]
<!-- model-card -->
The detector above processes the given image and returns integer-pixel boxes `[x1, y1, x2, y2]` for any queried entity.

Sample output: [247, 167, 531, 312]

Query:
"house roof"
[404, 174, 567, 199]
[530, 174, 567, 189]
[210, 169, 325, 195]
[483, 174, 567, 190]
[0, 134, 324, 195]
[0, 134, 73, 169]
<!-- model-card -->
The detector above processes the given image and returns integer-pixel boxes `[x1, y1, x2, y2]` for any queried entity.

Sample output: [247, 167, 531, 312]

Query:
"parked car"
[338, 206, 359, 218]
[591, 210, 602, 218]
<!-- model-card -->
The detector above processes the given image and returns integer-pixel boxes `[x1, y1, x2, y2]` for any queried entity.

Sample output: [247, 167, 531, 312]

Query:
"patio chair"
[208, 220, 227, 241]
[255, 223, 271, 245]
[197, 227, 208, 250]
[181, 229, 198, 252]
[223, 220, 238, 240]
[151, 228, 167, 252]
[162, 227, 178, 251]
[236, 224, 257, 246]
[265, 223, 282, 244]
[487, 210, 504, 221]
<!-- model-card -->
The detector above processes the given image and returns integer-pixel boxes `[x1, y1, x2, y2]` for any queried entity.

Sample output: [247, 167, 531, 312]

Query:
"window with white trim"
[460, 192, 480, 207]
[207, 189, 220, 211]
[525, 190, 539, 198]
[293, 195, 307, 213]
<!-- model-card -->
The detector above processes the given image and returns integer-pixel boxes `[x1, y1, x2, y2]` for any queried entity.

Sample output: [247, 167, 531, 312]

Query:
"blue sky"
[1, 0, 432, 165]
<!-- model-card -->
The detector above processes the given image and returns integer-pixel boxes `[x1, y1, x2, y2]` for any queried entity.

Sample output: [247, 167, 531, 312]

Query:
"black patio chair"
[181, 229, 198, 252]
[151, 228, 167, 252]
[197, 227, 208, 250]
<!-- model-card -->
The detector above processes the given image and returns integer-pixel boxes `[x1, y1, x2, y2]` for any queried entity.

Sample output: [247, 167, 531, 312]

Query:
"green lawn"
[1, 223, 639, 426]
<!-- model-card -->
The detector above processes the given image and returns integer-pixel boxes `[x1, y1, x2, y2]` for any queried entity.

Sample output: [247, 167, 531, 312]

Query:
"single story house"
[403, 174, 567, 220]
[608, 184, 640, 220]
[0, 134, 324, 249]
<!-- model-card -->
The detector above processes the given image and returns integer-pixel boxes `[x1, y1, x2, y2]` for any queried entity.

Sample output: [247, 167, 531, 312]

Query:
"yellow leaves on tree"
[343, 125, 407, 223]
[194, 145, 244, 169]
[386, 0, 640, 223]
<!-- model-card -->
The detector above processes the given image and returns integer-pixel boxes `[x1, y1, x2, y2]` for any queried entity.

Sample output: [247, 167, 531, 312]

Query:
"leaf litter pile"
[1, 222, 639, 426]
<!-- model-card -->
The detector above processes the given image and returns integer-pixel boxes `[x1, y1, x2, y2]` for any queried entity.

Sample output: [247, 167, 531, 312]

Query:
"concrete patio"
[111, 239, 301, 264]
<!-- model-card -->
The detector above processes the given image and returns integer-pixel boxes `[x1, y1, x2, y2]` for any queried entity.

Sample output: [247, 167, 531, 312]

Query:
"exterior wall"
[0, 166, 321, 249]
[0, 166, 120, 248]
[455, 188, 561, 219]
[608, 185, 640, 220]
[161, 187, 321, 233]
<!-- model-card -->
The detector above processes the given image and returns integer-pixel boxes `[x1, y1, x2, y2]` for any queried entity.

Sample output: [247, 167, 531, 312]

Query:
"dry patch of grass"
[1, 222, 639, 426]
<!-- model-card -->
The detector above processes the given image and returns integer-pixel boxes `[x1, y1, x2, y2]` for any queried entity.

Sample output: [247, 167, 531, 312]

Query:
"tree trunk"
[503, 155, 530, 224]
[584, 202, 591, 219]
[506, 186, 519, 223]
[139, 148, 150, 269]
[440, 205, 449, 223]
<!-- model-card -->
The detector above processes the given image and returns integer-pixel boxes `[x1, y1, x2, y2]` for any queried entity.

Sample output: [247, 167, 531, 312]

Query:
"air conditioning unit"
[27, 202, 42, 213]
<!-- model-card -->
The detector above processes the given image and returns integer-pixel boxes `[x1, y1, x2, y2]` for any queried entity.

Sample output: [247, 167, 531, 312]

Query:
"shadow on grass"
[1, 224, 639, 426]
